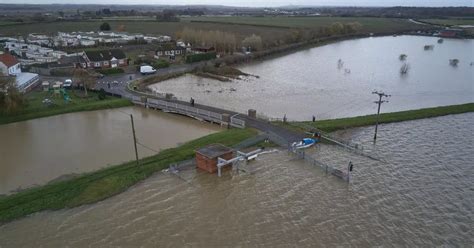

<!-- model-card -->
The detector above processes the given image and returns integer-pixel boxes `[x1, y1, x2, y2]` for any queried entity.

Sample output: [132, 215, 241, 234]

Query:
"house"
[439, 30, 457, 38]
[0, 52, 21, 75]
[195, 144, 234, 174]
[439, 28, 463, 38]
[0, 52, 39, 92]
[83, 49, 127, 68]
[156, 44, 186, 59]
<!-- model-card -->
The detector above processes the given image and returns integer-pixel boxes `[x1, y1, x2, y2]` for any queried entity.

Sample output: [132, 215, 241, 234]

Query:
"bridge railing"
[146, 97, 226, 124]
[230, 115, 246, 128]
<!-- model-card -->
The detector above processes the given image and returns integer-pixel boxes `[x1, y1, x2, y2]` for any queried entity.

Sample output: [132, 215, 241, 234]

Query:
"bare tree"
[242, 34, 263, 52]
[73, 69, 95, 97]
[0, 76, 26, 114]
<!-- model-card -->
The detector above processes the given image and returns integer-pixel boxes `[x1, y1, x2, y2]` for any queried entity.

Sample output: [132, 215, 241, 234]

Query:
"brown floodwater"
[0, 106, 221, 195]
[0, 113, 472, 246]
[150, 35, 474, 120]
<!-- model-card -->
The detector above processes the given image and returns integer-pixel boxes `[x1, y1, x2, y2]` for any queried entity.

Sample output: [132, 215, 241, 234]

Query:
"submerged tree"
[400, 63, 410, 74]
[449, 59, 459, 67]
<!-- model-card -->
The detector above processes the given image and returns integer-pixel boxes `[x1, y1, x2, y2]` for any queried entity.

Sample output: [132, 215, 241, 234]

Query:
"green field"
[0, 17, 426, 46]
[420, 18, 474, 26]
[0, 20, 290, 42]
[276, 103, 474, 133]
[0, 128, 257, 224]
[183, 16, 426, 33]
[0, 90, 132, 125]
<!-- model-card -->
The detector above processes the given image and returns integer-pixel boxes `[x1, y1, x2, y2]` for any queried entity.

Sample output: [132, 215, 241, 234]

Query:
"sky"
[0, 0, 472, 7]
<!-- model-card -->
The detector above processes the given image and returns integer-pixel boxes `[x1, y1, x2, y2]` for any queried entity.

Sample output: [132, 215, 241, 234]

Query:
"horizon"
[0, 0, 472, 8]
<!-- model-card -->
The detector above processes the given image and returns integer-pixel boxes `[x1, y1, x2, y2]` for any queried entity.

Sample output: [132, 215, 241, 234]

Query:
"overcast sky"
[1, 0, 472, 7]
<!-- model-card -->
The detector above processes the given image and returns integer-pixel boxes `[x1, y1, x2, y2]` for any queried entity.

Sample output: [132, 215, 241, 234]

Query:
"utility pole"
[130, 114, 139, 166]
[372, 91, 390, 142]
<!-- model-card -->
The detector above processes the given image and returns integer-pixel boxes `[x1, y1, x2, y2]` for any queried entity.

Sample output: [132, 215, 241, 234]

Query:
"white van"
[64, 79, 73, 88]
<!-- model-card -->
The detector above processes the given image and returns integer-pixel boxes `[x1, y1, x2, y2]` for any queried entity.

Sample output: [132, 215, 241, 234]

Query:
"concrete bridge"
[95, 77, 305, 146]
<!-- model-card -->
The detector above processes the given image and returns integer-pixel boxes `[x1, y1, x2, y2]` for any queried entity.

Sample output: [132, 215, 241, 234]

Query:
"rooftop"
[84, 49, 126, 62]
[196, 144, 233, 159]
[0, 53, 19, 67]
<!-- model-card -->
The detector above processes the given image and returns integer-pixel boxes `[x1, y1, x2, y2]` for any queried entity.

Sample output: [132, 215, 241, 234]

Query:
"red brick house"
[83, 49, 128, 69]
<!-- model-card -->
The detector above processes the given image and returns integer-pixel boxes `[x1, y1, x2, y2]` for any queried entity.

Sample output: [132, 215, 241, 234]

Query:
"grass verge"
[0, 91, 133, 125]
[0, 128, 256, 224]
[275, 103, 474, 133]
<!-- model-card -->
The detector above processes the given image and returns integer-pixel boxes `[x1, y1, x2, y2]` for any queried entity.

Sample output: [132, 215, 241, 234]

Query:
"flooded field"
[1, 113, 472, 246]
[0, 106, 221, 195]
[150, 35, 474, 120]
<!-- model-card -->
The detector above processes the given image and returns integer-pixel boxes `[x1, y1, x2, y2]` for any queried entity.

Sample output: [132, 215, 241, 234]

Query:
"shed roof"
[84, 49, 126, 62]
[196, 144, 233, 159]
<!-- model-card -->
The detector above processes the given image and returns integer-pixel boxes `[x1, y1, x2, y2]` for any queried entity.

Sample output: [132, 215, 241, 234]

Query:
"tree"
[100, 22, 111, 31]
[73, 69, 96, 97]
[242, 34, 263, 52]
[0, 76, 26, 114]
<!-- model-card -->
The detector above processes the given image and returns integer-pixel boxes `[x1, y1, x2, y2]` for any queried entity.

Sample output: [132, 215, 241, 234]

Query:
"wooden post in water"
[130, 114, 139, 166]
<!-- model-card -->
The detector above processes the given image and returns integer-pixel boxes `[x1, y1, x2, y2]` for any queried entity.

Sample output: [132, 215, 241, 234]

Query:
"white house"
[0, 52, 39, 92]
[0, 52, 21, 75]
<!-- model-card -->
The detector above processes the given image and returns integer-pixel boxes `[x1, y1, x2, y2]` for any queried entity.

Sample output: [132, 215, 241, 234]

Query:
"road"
[40, 62, 305, 144]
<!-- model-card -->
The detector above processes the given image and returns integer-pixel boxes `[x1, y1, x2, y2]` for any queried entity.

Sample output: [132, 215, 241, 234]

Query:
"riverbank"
[0, 90, 132, 125]
[275, 103, 474, 133]
[0, 128, 257, 224]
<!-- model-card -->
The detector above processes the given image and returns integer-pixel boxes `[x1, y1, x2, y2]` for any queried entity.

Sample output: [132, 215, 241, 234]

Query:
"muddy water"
[150, 35, 474, 120]
[1, 113, 472, 246]
[0, 106, 221, 195]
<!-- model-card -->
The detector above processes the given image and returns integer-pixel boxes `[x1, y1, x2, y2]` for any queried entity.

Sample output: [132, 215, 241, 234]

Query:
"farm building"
[195, 144, 234, 173]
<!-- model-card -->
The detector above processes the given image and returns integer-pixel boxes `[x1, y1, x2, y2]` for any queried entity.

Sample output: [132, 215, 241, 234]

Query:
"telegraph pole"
[372, 91, 390, 142]
[130, 114, 139, 166]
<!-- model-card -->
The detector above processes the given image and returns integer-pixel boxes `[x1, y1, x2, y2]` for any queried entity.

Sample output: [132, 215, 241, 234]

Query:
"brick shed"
[195, 144, 234, 173]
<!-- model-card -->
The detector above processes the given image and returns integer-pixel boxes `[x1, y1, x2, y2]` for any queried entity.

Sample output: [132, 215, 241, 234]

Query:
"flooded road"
[1, 113, 472, 246]
[150, 35, 474, 120]
[0, 106, 221, 194]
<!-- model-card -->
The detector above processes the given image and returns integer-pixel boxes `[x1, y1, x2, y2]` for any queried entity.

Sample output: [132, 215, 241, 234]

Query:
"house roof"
[196, 144, 233, 159]
[156, 44, 186, 51]
[84, 49, 126, 62]
[0, 53, 19, 67]
[59, 55, 86, 65]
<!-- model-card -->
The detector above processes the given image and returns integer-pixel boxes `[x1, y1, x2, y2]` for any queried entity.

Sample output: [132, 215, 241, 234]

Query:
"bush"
[186, 52, 217, 63]
[96, 68, 124, 75]
[152, 59, 170, 69]
[100, 22, 111, 31]
[98, 88, 106, 100]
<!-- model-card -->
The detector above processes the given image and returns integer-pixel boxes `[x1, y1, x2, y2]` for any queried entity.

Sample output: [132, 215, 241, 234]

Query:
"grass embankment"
[276, 103, 474, 133]
[0, 128, 257, 224]
[0, 91, 132, 125]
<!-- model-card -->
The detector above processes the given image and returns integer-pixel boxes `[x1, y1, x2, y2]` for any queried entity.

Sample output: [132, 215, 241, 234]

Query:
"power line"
[372, 91, 390, 142]
[136, 140, 161, 154]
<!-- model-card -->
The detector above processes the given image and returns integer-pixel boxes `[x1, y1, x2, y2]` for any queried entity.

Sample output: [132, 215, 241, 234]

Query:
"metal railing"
[230, 115, 246, 128]
[146, 97, 225, 123]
